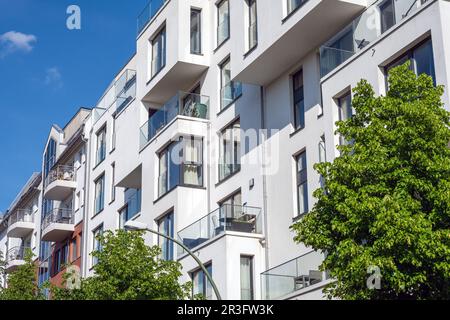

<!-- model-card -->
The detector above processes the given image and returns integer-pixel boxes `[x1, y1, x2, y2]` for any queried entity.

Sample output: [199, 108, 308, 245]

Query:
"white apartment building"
[1, 0, 450, 300]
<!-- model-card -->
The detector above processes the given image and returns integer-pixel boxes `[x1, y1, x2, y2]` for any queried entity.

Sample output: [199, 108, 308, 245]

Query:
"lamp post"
[124, 220, 222, 300]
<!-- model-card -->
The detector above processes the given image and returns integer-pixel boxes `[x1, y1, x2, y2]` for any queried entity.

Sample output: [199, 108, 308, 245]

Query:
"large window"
[192, 263, 213, 300]
[385, 39, 436, 85]
[96, 127, 106, 165]
[240, 256, 254, 300]
[94, 174, 105, 214]
[217, 0, 230, 47]
[44, 139, 56, 178]
[219, 191, 242, 219]
[296, 151, 308, 217]
[119, 188, 142, 228]
[220, 58, 242, 109]
[379, 0, 395, 34]
[293, 70, 305, 130]
[92, 225, 103, 266]
[337, 91, 353, 146]
[191, 8, 202, 54]
[247, 0, 257, 51]
[152, 27, 166, 77]
[157, 211, 174, 261]
[158, 137, 203, 197]
[219, 120, 241, 181]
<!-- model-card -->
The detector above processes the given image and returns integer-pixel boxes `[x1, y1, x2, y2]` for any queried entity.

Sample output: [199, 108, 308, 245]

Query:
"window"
[287, 0, 307, 16]
[75, 191, 81, 211]
[337, 91, 353, 146]
[217, 0, 230, 47]
[380, 0, 395, 34]
[96, 127, 106, 165]
[54, 250, 61, 274]
[219, 191, 242, 219]
[220, 58, 242, 109]
[119, 188, 142, 228]
[191, 9, 202, 54]
[71, 237, 78, 262]
[296, 151, 308, 216]
[111, 163, 116, 203]
[44, 139, 56, 178]
[293, 70, 305, 130]
[219, 120, 241, 181]
[247, 0, 257, 50]
[92, 225, 104, 266]
[111, 117, 116, 151]
[157, 212, 174, 261]
[151, 27, 166, 77]
[192, 263, 213, 300]
[158, 137, 203, 197]
[240, 256, 254, 300]
[94, 174, 105, 214]
[318, 135, 327, 189]
[385, 39, 436, 85]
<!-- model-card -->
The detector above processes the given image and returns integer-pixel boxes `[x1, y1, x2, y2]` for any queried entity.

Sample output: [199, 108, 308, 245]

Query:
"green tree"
[51, 229, 191, 300]
[293, 63, 450, 300]
[0, 250, 6, 289]
[0, 249, 44, 300]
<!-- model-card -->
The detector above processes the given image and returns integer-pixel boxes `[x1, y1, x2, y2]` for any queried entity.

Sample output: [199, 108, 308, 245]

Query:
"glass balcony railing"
[140, 92, 210, 148]
[320, 0, 429, 77]
[41, 208, 74, 230]
[44, 165, 76, 188]
[8, 209, 34, 226]
[93, 69, 137, 123]
[137, 0, 168, 35]
[261, 250, 328, 300]
[177, 204, 263, 256]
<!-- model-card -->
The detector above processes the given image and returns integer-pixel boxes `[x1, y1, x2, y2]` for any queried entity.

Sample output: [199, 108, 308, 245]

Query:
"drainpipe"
[81, 123, 93, 278]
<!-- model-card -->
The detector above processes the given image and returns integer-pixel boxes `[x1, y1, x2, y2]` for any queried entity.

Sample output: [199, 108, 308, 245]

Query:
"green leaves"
[51, 229, 192, 300]
[293, 63, 450, 300]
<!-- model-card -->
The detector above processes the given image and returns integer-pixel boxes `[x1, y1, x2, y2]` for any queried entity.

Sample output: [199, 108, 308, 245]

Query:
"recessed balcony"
[43, 165, 76, 201]
[5, 246, 30, 273]
[140, 92, 209, 149]
[261, 250, 328, 300]
[41, 208, 75, 242]
[177, 205, 263, 256]
[7, 209, 34, 238]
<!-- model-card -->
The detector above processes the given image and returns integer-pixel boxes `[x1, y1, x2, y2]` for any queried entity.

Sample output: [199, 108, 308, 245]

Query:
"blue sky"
[0, 0, 148, 212]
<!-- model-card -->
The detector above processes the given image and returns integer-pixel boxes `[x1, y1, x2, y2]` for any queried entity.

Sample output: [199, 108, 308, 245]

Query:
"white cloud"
[45, 67, 63, 88]
[0, 31, 37, 57]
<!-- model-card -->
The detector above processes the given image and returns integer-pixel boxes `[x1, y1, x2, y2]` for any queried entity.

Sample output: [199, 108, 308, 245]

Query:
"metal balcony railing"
[137, 0, 168, 35]
[140, 92, 210, 148]
[320, 0, 429, 77]
[6, 246, 31, 262]
[8, 209, 34, 226]
[41, 208, 74, 230]
[261, 250, 328, 300]
[177, 204, 263, 256]
[44, 165, 76, 188]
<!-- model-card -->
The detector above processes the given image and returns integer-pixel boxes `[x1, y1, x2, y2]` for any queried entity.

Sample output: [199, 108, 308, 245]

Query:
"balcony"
[320, 0, 430, 77]
[41, 208, 75, 242]
[7, 209, 34, 238]
[93, 69, 137, 123]
[140, 92, 209, 148]
[177, 205, 263, 256]
[5, 246, 30, 273]
[43, 165, 76, 200]
[261, 250, 328, 300]
[137, 0, 168, 35]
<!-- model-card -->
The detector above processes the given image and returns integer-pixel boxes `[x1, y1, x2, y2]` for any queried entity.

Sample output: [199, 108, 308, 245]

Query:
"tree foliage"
[0, 249, 44, 300]
[293, 63, 450, 300]
[51, 229, 191, 300]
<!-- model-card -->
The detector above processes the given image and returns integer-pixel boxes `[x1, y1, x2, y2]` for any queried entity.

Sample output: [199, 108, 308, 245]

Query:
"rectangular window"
[247, 0, 257, 50]
[296, 151, 308, 216]
[152, 27, 166, 77]
[71, 238, 78, 262]
[219, 191, 242, 219]
[94, 174, 105, 214]
[220, 58, 242, 109]
[191, 9, 202, 54]
[54, 250, 61, 274]
[293, 70, 305, 130]
[75, 191, 81, 211]
[217, 0, 230, 47]
[287, 0, 306, 16]
[111, 117, 116, 151]
[192, 263, 213, 300]
[92, 225, 104, 266]
[96, 127, 107, 165]
[337, 91, 352, 146]
[240, 256, 254, 300]
[119, 188, 142, 227]
[219, 120, 241, 181]
[385, 38, 436, 85]
[158, 137, 203, 197]
[380, 0, 395, 34]
[157, 212, 174, 261]
[111, 163, 116, 203]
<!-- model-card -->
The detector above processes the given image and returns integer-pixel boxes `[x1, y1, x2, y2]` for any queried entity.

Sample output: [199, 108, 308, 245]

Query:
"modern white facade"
[1, 0, 449, 300]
